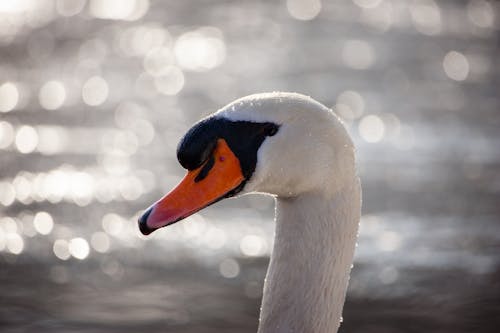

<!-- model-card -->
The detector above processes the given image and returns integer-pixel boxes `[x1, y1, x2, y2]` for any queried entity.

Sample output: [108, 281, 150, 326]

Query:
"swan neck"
[258, 182, 360, 333]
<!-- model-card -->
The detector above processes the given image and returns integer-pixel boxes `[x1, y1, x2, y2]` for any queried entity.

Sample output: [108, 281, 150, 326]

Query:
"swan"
[138, 92, 361, 333]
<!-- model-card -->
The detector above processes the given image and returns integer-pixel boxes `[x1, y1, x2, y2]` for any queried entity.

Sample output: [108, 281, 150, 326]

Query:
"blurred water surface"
[0, 0, 499, 332]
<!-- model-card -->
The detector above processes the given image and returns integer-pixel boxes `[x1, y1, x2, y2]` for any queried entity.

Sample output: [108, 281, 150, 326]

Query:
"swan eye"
[265, 123, 279, 136]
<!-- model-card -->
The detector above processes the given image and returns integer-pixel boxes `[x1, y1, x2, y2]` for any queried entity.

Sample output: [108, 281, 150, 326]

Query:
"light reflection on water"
[0, 0, 499, 332]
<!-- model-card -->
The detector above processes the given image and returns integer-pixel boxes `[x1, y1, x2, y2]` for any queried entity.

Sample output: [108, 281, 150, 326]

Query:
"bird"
[138, 92, 361, 333]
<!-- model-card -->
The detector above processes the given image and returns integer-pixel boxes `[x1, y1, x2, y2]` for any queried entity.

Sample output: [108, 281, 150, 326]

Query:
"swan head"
[139, 92, 355, 235]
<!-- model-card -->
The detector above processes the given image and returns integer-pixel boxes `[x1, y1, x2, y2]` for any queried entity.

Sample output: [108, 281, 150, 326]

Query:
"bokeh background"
[0, 0, 499, 332]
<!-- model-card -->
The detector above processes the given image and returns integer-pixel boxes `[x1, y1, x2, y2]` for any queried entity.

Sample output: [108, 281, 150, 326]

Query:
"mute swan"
[138, 92, 361, 333]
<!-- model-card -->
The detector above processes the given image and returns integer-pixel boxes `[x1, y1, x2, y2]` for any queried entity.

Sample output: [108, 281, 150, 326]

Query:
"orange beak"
[139, 139, 245, 235]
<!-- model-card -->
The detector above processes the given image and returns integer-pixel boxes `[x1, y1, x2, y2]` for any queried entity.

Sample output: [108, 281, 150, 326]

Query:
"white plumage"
[215, 93, 361, 333]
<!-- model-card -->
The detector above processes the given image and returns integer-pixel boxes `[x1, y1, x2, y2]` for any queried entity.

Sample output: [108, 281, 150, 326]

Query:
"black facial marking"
[194, 155, 215, 183]
[177, 117, 280, 195]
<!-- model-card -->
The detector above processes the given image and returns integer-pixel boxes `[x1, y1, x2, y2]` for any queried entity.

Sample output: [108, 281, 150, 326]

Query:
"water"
[1, 0, 499, 332]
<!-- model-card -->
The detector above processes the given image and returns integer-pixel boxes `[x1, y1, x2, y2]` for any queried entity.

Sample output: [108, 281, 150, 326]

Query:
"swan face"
[218, 93, 355, 198]
[138, 92, 355, 234]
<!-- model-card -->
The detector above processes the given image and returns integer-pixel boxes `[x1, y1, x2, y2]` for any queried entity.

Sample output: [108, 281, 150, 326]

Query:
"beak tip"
[138, 207, 155, 235]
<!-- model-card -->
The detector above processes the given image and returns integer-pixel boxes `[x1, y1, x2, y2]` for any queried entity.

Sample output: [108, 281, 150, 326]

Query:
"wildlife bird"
[138, 92, 361, 333]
